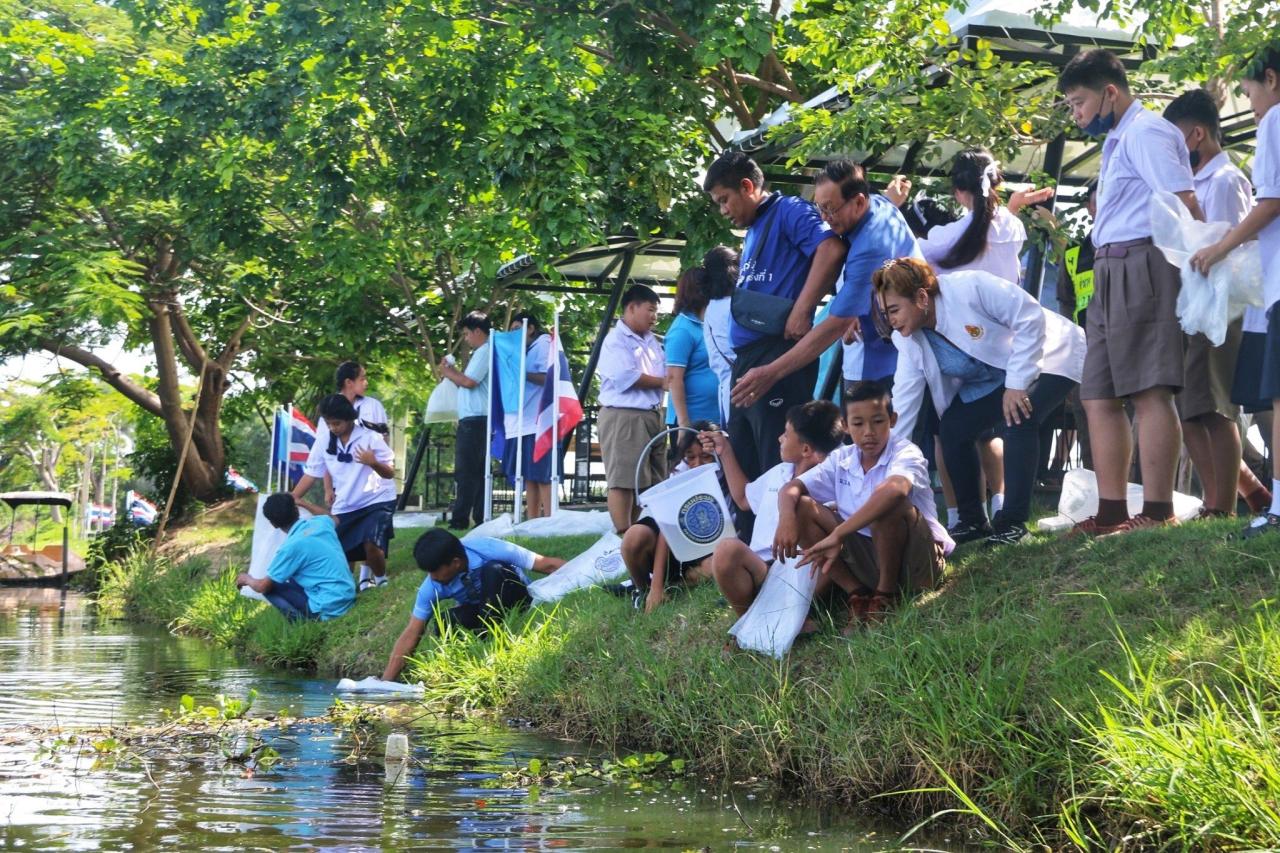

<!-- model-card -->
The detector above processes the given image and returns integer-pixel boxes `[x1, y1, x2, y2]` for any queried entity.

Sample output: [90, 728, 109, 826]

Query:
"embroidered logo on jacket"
[964, 324, 984, 340]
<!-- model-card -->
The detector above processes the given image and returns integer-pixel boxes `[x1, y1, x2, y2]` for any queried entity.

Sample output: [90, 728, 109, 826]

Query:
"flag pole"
[483, 331, 495, 523]
[267, 406, 278, 493]
[551, 310, 561, 515]
[514, 319, 528, 525]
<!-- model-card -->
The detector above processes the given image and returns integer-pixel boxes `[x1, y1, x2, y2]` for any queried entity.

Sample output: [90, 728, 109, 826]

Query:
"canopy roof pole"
[577, 250, 635, 401]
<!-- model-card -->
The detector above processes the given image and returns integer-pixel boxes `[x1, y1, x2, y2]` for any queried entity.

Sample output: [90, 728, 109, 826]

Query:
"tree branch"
[164, 291, 210, 372]
[37, 339, 164, 418]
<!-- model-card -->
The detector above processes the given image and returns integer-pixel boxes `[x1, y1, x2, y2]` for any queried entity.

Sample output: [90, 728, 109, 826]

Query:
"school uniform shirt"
[598, 319, 665, 409]
[744, 462, 794, 560]
[456, 341, 491, 419]
[702, 296, 735, 421]
[518, 334, 552, 436]
[731, 193, 840, 349]
[797, 436, 954, 553]
[1255, 106, 1280, 311]
[303, 422, 397, 515]
[265, 516, 357, 620]
[890, 269, 1087, 441]
[1093, 100, 1195, 247]
[314, 395, 390, 447]
[410, 536, 538, 622]
[829, 194, 922, 381]
[918, 206, 1026, 284]
[664, 312, 720, 425]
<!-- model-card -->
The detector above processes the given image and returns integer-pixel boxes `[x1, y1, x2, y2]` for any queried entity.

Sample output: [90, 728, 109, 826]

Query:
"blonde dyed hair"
[871, 257, 940, 303]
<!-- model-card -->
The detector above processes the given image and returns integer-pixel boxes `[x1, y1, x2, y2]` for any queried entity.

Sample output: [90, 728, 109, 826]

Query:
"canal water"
[0, 589, 951, 851]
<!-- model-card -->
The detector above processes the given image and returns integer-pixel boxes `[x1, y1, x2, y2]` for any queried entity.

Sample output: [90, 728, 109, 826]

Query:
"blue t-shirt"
[265, 516, 356, 620]
[411, 536, 539, 622]
[730, 194, 838, 348]
[923, 329, 1006, 403]
[663, 312, 721, 425]
[830, 195, 923, 381]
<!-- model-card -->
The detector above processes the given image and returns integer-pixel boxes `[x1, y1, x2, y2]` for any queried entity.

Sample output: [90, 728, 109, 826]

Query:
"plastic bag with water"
[527, 531, 625, 605]
[727, 556, 819, 660]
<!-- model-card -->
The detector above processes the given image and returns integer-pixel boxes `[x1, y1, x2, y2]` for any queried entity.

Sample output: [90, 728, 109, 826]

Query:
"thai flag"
[488, 328, 529, 459]
[86, 503, 115, 526]
[271, 406, 317, 486]
[533, 333, 582, 462]
[225, 467, 258, 493]
[126, 490, 158, 525]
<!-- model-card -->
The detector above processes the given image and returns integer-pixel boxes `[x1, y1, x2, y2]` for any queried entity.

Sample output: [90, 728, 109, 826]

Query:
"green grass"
[98, 498, 1280, 848]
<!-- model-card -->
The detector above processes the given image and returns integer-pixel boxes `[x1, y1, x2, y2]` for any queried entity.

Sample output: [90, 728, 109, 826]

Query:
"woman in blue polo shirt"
[666, 267, 721, 431]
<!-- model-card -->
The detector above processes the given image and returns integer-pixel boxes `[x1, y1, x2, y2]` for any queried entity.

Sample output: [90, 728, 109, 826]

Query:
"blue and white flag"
[488, 328, 528, 458]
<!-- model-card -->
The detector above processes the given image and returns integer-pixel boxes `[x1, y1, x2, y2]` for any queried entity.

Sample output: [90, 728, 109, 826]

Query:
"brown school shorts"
[599, 406, 666, 490]
[1081, 240, 1185, 400]
[1177, 319, 1243, 422]
[840, 506, 944, 594]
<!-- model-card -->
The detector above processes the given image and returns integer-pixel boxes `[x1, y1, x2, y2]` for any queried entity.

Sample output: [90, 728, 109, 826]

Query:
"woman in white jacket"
[874, 258, 1085, 547]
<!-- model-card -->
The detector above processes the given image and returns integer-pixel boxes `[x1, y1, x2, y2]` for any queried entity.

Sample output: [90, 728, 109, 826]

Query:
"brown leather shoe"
[1067, 516, 1125, 537]
[1098, 514, 1179, 537]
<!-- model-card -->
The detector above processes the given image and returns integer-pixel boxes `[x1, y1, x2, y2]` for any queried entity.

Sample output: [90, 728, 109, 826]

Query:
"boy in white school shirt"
[702, 400, 848, 626]
[1190, 45, 1280, 538]
[1164, 89, 1273, 519]
[777, 383, 954, 628]
[1058, 49, 1205, 536]
[292, 394, 398, 592]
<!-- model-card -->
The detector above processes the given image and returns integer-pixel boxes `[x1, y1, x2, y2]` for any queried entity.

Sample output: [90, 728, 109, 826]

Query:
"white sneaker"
[374, 575, 389, 587]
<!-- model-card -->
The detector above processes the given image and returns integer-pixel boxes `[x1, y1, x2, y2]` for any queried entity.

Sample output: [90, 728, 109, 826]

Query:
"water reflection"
[0, 590, 922, 851]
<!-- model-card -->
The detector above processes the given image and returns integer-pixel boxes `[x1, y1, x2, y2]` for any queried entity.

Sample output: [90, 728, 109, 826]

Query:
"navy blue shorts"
[501, 437, 552, 484]
[1253, 308, 1280, 409]
[1233, 331, 1272, 414]
[334, 499, 396, 561]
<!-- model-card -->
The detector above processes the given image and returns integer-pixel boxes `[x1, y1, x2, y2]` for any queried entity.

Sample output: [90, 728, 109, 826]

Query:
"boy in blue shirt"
[380, 529, 565, 681]
[235, 493, 356, 621]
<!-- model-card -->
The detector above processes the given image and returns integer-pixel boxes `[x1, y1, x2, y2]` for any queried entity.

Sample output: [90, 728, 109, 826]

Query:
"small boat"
[0, 492, 86, 586]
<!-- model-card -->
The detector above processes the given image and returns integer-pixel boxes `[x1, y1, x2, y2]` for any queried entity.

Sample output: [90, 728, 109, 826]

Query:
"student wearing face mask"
[1058, 49, 1205, 537]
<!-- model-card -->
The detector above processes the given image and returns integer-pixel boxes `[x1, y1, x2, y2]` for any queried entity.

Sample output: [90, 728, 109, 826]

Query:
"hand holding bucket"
[634, 426, 737, 564]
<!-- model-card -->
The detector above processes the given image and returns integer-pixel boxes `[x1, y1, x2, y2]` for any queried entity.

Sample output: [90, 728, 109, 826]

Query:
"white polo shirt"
[1094, 100, 1195, 247]
[796, 435, 954, 554]
[598, 320, 665, 409]
[745, 462, 794, 560]
[314, 395, 390, 447]
[303, 422, 396, 515]
[1254, 107, 1280, 311]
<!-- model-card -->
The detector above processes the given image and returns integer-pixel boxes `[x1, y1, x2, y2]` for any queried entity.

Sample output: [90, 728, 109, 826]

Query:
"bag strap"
[748, 195, 781, 269]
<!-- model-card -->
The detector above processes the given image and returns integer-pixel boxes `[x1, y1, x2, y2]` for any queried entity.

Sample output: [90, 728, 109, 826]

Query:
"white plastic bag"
[511, 510, 615, 538]
[423, 380, 458, 424]
[527, 532, 625, 605]
[727, 556, 819, 659]
[336, 676, 424, 695]
[1150, 191, 1263, 345]
[464, 513, 515, 540]
[241, 494, 313, 601]
[1036, 467, 1202, 532]
[393, 512, 439, 529]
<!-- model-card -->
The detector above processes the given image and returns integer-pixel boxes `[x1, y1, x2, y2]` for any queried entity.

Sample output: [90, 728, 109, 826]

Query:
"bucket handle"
[633, 426, 725, 495]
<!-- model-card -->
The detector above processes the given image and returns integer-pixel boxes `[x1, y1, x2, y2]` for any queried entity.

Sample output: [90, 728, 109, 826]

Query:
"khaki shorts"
[1177, 319, 1243, 422]
[599, 406, 666, 490]
[840, 507, 945, 594]
[1081, 240, 1185, 400]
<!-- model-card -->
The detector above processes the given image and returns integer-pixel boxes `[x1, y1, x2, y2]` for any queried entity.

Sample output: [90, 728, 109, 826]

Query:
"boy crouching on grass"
[381, 528, 565, 682]
[777, 382, 954, 628]
[703, 401, 849, 625]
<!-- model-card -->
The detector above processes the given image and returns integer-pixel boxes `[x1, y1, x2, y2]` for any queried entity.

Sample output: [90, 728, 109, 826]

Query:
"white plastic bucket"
[637, 463, 736, 563]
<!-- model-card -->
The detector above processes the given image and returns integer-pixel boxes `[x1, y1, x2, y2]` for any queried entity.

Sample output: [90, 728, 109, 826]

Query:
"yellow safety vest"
[1063, 244, 1094, 323]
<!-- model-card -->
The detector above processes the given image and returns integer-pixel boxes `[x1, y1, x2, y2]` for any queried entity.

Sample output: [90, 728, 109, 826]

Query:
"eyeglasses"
[816, 197, 852, 220]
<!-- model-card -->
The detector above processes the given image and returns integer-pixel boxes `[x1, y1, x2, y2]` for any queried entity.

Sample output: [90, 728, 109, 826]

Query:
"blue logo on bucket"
[679, 494, 724, 544]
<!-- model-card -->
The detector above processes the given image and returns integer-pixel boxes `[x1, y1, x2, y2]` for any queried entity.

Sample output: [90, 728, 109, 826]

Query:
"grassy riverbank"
[100, 499, 1280, 848]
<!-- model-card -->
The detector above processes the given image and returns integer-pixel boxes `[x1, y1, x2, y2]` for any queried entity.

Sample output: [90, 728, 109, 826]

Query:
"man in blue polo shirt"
[235, 493, 356, 621]
[732, 160, 921, 409]
[703, 152, 847, 481]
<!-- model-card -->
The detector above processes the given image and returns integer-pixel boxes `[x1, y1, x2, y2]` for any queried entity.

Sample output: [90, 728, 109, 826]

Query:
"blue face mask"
[1082, 93, 1116, 137]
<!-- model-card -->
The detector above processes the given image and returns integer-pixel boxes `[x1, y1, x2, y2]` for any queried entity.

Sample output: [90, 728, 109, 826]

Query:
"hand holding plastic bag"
[1150, 191, 1262, 345]
[424, 379, 458, 424]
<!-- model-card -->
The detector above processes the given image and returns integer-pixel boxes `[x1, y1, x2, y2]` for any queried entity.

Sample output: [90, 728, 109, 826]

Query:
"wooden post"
[154, 364, 207, 548]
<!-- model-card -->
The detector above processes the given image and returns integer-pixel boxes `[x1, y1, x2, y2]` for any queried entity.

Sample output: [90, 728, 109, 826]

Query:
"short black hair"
[816, 159, 871, 200]
[702, 245, 740, 299]
[319, 393, 358, 421]
[844, 380, 894, 415]
[1164, 88, 1222, 142]
[703, 151, 764, 193]
[902, 196, 960, 240]
[262, 492, 300, 531]
[786, 400, 843, 454]
[335, 360, 363, 392]
[674, 420, 715, 462]
[510, 310, 543, 336]
[1245, 45, 1280, 83]
[413, 528, 466, 574]
[459, 311, 491, 333]
[1058, 49, 1129, 95]
[1085, 179, 1099, 200]
[673, 267, 709, 316]
[621, 283, 659, 309]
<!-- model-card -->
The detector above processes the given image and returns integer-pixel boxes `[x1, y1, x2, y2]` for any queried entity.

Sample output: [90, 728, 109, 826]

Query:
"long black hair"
[937, 148, 1001, 270]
